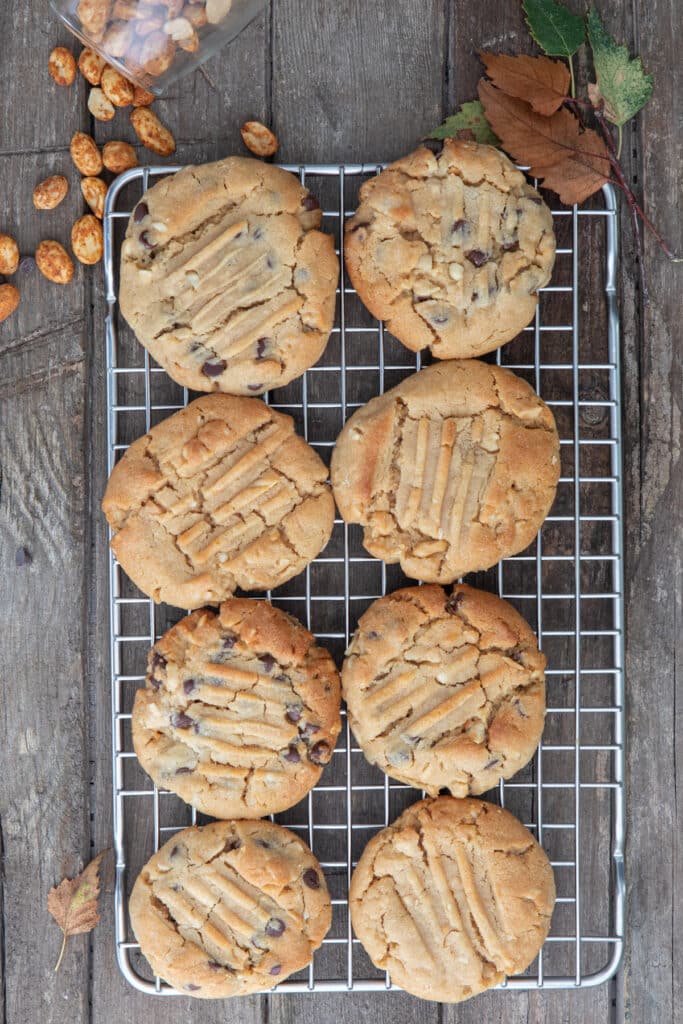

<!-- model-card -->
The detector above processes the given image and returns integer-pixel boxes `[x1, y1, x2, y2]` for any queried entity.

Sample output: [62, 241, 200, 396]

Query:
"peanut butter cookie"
[342, 584, 545, 796]
[133, 599, 341, 817]
[120, 157, 339, 395]
[350, 797, 555, 1002]
[345, 139, 555, 359]
[331, 359, 560, 582]
[102, 394, 335, 607]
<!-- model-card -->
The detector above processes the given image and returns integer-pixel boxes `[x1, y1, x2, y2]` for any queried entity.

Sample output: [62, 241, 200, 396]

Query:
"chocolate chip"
[431, 312, 449, 325]
[176, 766, 193, 775]
[366, 630, 380, 640]
[514, 699, 529, 718]
[302, 195, 320, 211]
[19, 256, 36, 272]
[256, 839, 270, 849]
[502, 240, 520, 252]
[134, 202, 149, 223]
[303, 868, 320, 890]
[223, 836, 241, 853]
[189, 341, 202, 353]
[202, 358, 227, 377]
[452, 219, 467, 232]
[422, 138, 444, 155]
[150, 676, 162, 691]
[248, 383, 264, 392]
[299, 722, 320, 741]
[270, 964, 282, 976]
[266, 256, 275, 270]
[183, 678, 196, 695]
[466, 249, 489, 267]
[471, 291, 479, 301]
[152, 652, 167, 673]
[15, 547, 32, 567]
[207, 960, 223, 971]
[284, 745, 301, 763]
[139, 231, 154, 249]
[511, 649, 525, 664]
[285, 704, 302, 723]
[446, 592, 464, 614]
[256, 337, 268, 359]
[253, 227, 263, 240]
[171, 712, 193, 729]
[265, 917, 286, 937]
[171, 883, 181, 891]
[309, 741, 330, 765]
[222, 634, 236, 651]
[275, 673, 290, 684]
[259, 654, 276, 673]
[185, 983, 201, 991]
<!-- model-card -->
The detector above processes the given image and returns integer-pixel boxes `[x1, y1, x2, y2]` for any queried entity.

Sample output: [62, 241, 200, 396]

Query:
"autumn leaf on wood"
[479, 52, 570, 116]
[586, 8, 653, 128]
[429, 100, 499, 145]
[522, 0, 585, 58]
[478, 79, 610, 205]
[47, 850, 107, 971]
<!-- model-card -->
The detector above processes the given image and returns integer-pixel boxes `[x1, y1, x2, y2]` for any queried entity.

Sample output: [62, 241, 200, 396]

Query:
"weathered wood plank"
[85, 10, 272, 1023]
[0, 4, 92, 1022]
[621, 0, 682, 1022]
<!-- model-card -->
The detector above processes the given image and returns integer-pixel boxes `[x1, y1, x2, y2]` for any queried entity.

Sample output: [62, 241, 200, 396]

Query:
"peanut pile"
[0, 19, 279, 324]
[75, 1, 233, 83]
[0, 42, 177, 321]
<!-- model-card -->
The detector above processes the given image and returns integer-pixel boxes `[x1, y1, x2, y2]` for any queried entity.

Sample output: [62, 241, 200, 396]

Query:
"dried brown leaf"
[479, 52, 570, 115]
[47, 850, 107, 971]
[478, 79, 611, 204]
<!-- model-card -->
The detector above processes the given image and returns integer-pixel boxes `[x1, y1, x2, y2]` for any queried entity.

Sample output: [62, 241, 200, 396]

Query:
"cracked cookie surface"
[330, 359, 560, 581]
[345, 139, 555, 359]
[130, 819, 331, 997]
[133, 599, 341, 818]
[119, 157, 339, 395]
[342, 584, 545, 796]
[102, 394, 335, 608]
[350, 796, 555, 1002]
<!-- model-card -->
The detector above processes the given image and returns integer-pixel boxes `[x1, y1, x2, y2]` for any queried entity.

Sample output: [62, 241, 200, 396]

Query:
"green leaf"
[522, 0, 585, 57]
[586, 8, 653, 126]
[429, 101, 499, 146]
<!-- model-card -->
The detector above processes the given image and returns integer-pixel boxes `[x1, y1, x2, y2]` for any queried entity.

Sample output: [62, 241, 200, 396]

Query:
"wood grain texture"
[1, 0, 681, 1021]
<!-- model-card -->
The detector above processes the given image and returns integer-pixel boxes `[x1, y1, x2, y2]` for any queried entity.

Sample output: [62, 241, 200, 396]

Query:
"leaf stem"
[616, 123, 623, 160]
[568, 55, 576, 99]
[54, 931, 67, 973]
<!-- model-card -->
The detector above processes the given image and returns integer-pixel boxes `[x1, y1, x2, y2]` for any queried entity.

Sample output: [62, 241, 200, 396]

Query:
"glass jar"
[49, 0, 266, 95]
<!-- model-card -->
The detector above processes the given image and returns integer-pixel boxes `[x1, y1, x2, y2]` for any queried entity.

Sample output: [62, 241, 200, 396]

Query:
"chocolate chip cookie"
[130, 819, 332, 997]
[345, 139, 555, 359]
[102, 394, 335, 608]
[119, 157, 339, 395]
[350, 796, 555, 1002]
[133, 599, 341, 818]
[343, 584, 546, 796]
[330, 359, 560, 582]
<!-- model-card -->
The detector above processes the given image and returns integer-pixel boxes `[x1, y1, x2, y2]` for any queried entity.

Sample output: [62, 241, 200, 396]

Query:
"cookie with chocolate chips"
[130, 819, 332, 997]
[119, 157, 339, 395]
[102, 394, 335, 608]
[133, 599, 341, 818]
[350, 796, 555, 1002]
[342, 584, 546, 796]
[345, 139, 555, 359]
[331, 359, 560, 582]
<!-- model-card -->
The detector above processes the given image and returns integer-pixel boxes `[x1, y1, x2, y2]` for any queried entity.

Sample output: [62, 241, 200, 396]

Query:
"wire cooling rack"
[103, 164, 625, 995]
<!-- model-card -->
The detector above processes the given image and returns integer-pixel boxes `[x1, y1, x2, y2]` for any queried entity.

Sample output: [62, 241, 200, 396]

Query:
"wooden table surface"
[1, 1, 680, 1022]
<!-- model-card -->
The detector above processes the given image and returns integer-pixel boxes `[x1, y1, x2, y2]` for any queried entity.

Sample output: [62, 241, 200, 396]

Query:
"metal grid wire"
[103, 164, 625, 995]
